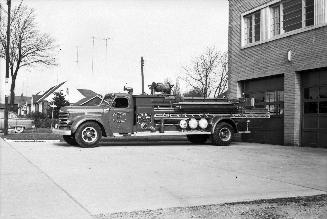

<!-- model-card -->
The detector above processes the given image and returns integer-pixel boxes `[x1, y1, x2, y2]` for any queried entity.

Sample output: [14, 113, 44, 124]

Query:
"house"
[31, 81, 67, 114]
[15, 95, 32, 115]
[228, 0, 327, 147]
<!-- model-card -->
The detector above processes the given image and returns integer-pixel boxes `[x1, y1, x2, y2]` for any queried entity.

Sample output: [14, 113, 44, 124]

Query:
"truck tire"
[212, 122, 233, 146]
[62, 135, 78, 146]
[187, 134, 209, 144]
[75, 122, 102, 148]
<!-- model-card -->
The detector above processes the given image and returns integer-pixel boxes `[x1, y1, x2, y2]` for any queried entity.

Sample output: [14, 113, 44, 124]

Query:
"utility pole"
[141, 57, 144, 94]
[4, 0, 11, 135]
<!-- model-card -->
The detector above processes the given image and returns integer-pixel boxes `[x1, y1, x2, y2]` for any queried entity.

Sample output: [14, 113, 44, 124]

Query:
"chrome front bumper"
[52, 128, 72, 136]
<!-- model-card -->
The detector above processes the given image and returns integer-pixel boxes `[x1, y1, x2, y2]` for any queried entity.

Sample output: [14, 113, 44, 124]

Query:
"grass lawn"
[1, 128, 62, 140]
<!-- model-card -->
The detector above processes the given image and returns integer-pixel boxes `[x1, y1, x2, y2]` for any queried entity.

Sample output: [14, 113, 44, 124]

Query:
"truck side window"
[113, 98, 129, 108]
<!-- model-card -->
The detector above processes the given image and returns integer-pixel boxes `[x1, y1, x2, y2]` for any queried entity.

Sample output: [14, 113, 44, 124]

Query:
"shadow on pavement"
[52, 140, 210, 148]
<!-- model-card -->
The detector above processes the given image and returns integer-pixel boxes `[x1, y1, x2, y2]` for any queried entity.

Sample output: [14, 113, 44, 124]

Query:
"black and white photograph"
[0, 0, 327, 218]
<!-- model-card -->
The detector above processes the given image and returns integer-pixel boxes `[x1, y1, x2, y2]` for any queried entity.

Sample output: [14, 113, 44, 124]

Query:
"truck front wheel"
[75, 122, 102, 148]
[212, 122, 233, 146]
[187, 134, 210, 144]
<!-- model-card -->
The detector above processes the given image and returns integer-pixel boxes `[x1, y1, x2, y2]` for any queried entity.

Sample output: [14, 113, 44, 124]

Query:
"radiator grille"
[58, 112, 70, 128]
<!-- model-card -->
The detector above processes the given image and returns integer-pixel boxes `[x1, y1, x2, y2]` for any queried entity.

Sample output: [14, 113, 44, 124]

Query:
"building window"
[242, 0, 327, 46]
[304, 102, 318, 113]
[283, 0, 303, 32]
[302, 71, 327, 114]
[304, 87, 319, 99]
[244, 15, 253, 44]
[305, 0, 315, 26]
[319, 101, 327, 113]
[244, 11, 261, 44]
[271, 4, 281, 36]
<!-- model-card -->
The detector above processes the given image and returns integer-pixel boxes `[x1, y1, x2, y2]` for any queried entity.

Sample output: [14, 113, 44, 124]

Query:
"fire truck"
[52, 84, 269, 148]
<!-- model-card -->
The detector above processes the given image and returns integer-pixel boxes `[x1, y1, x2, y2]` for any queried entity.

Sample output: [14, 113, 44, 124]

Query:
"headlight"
[188, 118, 198, 129]
[179, 120, 187, 129]
[199, 118, 208, 129]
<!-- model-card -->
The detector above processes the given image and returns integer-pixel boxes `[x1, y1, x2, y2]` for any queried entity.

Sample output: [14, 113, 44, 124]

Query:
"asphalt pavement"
[1, 138, 326, 219]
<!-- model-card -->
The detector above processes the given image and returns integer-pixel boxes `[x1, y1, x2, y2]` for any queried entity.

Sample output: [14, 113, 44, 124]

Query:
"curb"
[4, 139, 61, 143]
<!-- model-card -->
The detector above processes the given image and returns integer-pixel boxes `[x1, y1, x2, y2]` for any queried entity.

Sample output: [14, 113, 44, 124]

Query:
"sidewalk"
[0, 138, 94, 219]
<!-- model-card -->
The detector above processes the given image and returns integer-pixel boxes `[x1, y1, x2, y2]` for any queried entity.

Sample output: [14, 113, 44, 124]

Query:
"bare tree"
[0, 2, 58, 109]
[172, 77, 182, 101]
[183, 88, 203, 97]
[182, 47, 228, 98]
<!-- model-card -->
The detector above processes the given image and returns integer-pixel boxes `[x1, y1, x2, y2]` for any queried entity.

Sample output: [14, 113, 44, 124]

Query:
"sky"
[11, 0, 229, 96]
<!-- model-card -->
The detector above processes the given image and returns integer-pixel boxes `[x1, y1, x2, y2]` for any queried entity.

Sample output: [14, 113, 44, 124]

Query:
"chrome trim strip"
[52, 128, 72, 136]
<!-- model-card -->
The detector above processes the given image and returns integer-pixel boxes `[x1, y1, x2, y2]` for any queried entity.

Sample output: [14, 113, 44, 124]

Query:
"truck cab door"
[109, 95, 134, 134]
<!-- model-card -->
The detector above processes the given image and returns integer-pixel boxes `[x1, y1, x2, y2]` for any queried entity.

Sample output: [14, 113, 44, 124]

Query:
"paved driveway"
[1, 139, 327, 218]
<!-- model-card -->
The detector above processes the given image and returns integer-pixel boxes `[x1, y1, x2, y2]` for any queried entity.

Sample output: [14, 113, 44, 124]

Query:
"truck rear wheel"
[62, 135, 78, 146]
[212, 122, 233, 146]
[187, 134, 210, 144]
[75, 122, 102, 148]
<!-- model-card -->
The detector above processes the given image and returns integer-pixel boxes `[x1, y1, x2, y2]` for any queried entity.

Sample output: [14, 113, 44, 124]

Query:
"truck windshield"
[100, 94, 114, 106]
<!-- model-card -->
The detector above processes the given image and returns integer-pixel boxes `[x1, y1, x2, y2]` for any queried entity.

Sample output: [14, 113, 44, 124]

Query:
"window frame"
[270, 3, 282, 36]
[241, 0, 327, 48]
[244, 11, 261, 44]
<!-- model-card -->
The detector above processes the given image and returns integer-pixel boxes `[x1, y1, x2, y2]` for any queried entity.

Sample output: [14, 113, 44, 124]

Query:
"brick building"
[228, 0, 327, 147]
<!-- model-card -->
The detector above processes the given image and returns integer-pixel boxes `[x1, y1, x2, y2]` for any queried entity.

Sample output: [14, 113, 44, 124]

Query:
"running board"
[113, 131, 211, 137]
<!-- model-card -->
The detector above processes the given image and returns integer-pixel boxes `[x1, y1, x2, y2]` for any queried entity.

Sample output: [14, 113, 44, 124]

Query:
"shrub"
[27, 112, 58, 128]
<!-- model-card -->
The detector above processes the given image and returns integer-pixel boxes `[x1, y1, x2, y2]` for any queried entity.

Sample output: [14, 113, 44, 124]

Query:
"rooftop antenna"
[141, 57, 144, 94]
[75, 46, 79, 64]
[103, 37, 110, 58]
[22, 80, 24, 95]
[91, 36, 96, 73]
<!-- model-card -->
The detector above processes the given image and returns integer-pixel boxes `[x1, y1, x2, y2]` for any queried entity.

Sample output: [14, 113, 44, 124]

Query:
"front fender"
[211, 116, 237, 133]
[70, 116, 111, 136]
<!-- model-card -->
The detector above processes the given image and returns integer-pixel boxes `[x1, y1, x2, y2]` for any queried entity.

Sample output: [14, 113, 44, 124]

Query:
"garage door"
[302, 69, 327, 147]
[241, 75, 284, 145]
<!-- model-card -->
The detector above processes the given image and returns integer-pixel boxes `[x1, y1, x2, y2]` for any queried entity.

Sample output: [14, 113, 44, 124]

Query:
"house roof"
[32, 95, 43, 103]
[36, 81, 66, 103]
[8, 95, 32, 105]
[13, 96, 32, 105]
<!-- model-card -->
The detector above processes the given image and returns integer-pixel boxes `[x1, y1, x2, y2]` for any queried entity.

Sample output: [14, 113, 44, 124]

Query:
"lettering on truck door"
[109, 96, 133, 134]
